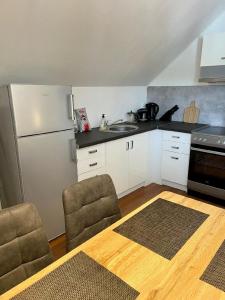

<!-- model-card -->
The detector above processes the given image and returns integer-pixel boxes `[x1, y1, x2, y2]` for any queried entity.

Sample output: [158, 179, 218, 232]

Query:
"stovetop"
[195, 126, 225, 136]
[192, 126, 225, 149]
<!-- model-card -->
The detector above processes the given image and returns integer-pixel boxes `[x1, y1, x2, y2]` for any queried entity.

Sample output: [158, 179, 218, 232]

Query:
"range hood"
[199, 33, 225, 83]
[199, 65, 225, 83]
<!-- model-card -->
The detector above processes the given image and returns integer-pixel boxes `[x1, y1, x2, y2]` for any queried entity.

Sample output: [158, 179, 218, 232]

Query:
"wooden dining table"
[2, 191, 225, 299]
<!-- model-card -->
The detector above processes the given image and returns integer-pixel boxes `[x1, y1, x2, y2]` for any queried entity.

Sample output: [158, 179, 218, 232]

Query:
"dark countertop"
[76, 120, 208, 149]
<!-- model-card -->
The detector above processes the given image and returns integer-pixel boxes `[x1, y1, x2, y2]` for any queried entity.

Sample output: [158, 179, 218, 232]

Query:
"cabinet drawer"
[161, 151, 189, 186]
[78, 157, 105, 175]
[77, 144, 105, 161]
[163, 140, 190, 155]
[78, 167, 106, 181]
[163, 131, 191, 144]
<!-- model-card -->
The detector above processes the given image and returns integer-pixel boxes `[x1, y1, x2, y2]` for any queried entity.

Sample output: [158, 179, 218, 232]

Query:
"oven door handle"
[191, 147, 225, 156]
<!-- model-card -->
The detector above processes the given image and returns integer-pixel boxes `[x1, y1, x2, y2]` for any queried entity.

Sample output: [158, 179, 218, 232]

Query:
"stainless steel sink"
[105, 124, 139, 133]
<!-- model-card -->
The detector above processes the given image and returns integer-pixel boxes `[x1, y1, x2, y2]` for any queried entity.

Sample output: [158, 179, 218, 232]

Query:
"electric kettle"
[146, 102, 159, 121]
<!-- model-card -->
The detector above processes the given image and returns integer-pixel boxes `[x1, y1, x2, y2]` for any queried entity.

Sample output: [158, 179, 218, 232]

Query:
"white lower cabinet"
[77, 144, 106, 181]
[161, 151, 189, 186]
[106, 132, 148, 195]
[105, 138, 129, 194]
[77, 129, 191, 194]
[128, 133, 148, 188]
[161, 131, 191, 189]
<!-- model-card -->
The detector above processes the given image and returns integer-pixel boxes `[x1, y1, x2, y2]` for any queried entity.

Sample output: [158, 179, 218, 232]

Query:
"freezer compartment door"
[17, 130, 77, 240]
[10, 85, 75, 137]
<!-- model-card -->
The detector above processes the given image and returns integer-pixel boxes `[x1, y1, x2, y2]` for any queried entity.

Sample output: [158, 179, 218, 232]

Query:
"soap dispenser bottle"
[99, 114, 107, 131]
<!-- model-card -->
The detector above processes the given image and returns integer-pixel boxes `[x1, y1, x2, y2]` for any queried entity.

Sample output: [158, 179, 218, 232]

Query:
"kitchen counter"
[76, 120, 207, 148]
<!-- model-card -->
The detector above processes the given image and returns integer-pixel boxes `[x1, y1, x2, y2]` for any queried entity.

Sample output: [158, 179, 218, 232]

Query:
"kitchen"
[1, 1, 225, 299]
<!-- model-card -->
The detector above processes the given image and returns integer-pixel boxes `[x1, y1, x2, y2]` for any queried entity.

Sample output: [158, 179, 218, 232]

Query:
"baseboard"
[161, 180, 187, 192]
[118, 182, 145, 198]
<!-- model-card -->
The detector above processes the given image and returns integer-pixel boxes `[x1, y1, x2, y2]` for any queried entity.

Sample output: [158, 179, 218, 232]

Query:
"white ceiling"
[0, 0, 224, 86]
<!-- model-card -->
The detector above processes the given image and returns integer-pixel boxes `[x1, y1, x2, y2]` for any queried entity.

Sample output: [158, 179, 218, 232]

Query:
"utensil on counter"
[159, 105, 179, 122]
[183, 101, 200, 123]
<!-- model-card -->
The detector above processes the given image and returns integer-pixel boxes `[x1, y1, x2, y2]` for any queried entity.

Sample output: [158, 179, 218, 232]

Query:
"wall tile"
[147, 86, 225, 126]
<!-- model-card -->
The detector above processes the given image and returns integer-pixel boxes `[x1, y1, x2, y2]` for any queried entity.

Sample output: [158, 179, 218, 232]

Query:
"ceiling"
[0, 0, 224, 86]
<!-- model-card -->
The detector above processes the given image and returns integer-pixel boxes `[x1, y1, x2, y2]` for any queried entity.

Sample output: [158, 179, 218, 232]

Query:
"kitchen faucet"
[107, 119, 123, 126]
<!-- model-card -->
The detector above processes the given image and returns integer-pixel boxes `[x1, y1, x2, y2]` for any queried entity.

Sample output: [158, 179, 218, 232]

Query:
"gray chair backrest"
[0, 203, 53, 295]
[63, 174, 121, 251]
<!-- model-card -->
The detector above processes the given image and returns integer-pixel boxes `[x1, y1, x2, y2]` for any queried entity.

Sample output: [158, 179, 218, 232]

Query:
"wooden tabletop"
[2, 191, 225, 299]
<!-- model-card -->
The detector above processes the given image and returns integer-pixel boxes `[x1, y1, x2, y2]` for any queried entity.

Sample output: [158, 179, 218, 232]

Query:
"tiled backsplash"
[147, 86, 225, 126]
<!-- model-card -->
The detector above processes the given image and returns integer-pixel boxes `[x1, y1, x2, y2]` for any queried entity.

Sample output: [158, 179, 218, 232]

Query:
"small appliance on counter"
[136, 108, 148, 122]
[159, 105, 179, 122]
[127, 111, 137, 123]
[146, 102, 159, 121]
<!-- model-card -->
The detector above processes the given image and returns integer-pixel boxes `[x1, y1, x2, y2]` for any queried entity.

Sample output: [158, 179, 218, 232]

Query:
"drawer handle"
[172, 136, 180, 139]
[221, 57, 225, 60]
[89, 149, 97, 154]
[171, 146, 179, 149]
[171, 156, 179, 160]
[89, 162, 98, 167]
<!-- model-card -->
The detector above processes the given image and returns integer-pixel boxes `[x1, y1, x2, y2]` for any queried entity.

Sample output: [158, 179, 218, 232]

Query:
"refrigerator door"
[10, 85, 75, 137]
[17, 129, 77, 240]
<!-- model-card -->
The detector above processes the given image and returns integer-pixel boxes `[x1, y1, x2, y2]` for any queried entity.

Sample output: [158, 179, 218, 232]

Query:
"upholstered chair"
[63, 174, 121, 251]
[0, 203, 53, 295]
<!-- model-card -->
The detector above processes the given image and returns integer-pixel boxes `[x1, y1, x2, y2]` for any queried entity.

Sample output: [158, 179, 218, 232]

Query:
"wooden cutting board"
[183, 101, 200, 123]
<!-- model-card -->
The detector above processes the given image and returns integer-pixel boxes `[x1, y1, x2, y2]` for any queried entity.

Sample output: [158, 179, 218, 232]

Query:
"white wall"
[149, 12, 225, 86]
[72, 87, 147, 128]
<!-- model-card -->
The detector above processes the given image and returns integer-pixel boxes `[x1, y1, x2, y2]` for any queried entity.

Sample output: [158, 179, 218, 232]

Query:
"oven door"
[188, 145, 225, 200]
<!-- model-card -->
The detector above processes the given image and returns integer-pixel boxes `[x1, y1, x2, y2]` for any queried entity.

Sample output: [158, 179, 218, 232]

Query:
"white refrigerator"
[0, 84, 77, 240]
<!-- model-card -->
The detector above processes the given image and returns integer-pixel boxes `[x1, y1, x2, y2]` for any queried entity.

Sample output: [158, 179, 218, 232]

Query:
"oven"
[188, 144, 225, 200]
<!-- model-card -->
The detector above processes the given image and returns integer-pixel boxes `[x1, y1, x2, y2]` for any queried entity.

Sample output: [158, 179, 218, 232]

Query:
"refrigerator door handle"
[69, 94, 75, 121]
[70, 139, 77, 162]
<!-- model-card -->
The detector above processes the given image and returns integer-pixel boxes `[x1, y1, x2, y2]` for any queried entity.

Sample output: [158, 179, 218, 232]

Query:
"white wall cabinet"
[106, 132, 148, 195]
[201, 33, 225, 67]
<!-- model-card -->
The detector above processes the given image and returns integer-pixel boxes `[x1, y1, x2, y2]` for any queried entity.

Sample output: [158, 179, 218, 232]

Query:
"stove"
[191, 126, 225, 149]
[188, 126, 225, 201]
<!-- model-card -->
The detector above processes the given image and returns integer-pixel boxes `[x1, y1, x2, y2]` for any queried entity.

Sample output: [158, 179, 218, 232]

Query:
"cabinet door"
[147, 130, 162, 184]
[201, 33, 225, 67]
[105, 138, 129, 194]
[161, 151, 189, 186]
[128, 133, 148, 188]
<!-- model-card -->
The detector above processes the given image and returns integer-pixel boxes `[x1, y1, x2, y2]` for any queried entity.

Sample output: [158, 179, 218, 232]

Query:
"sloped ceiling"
[0, 0, 224, 86]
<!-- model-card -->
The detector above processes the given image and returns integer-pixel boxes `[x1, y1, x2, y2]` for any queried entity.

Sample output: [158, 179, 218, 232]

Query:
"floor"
[49, 183, 186, 260]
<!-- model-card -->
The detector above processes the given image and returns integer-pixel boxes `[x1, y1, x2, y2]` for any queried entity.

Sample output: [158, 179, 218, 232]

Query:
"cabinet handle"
[131, 140, 134, 149]
[221, 57, 225, 60]
[89, 149, 97, 154]
[172, 136, 180, 139]
[89, 162, 98, 167]
[126, 142, 129, 151]
[171, 156, 179, 160]
[171, 146, 179, 149]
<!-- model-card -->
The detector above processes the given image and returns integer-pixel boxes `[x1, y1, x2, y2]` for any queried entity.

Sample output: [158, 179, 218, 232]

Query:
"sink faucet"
[109, 119, 123, 126]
